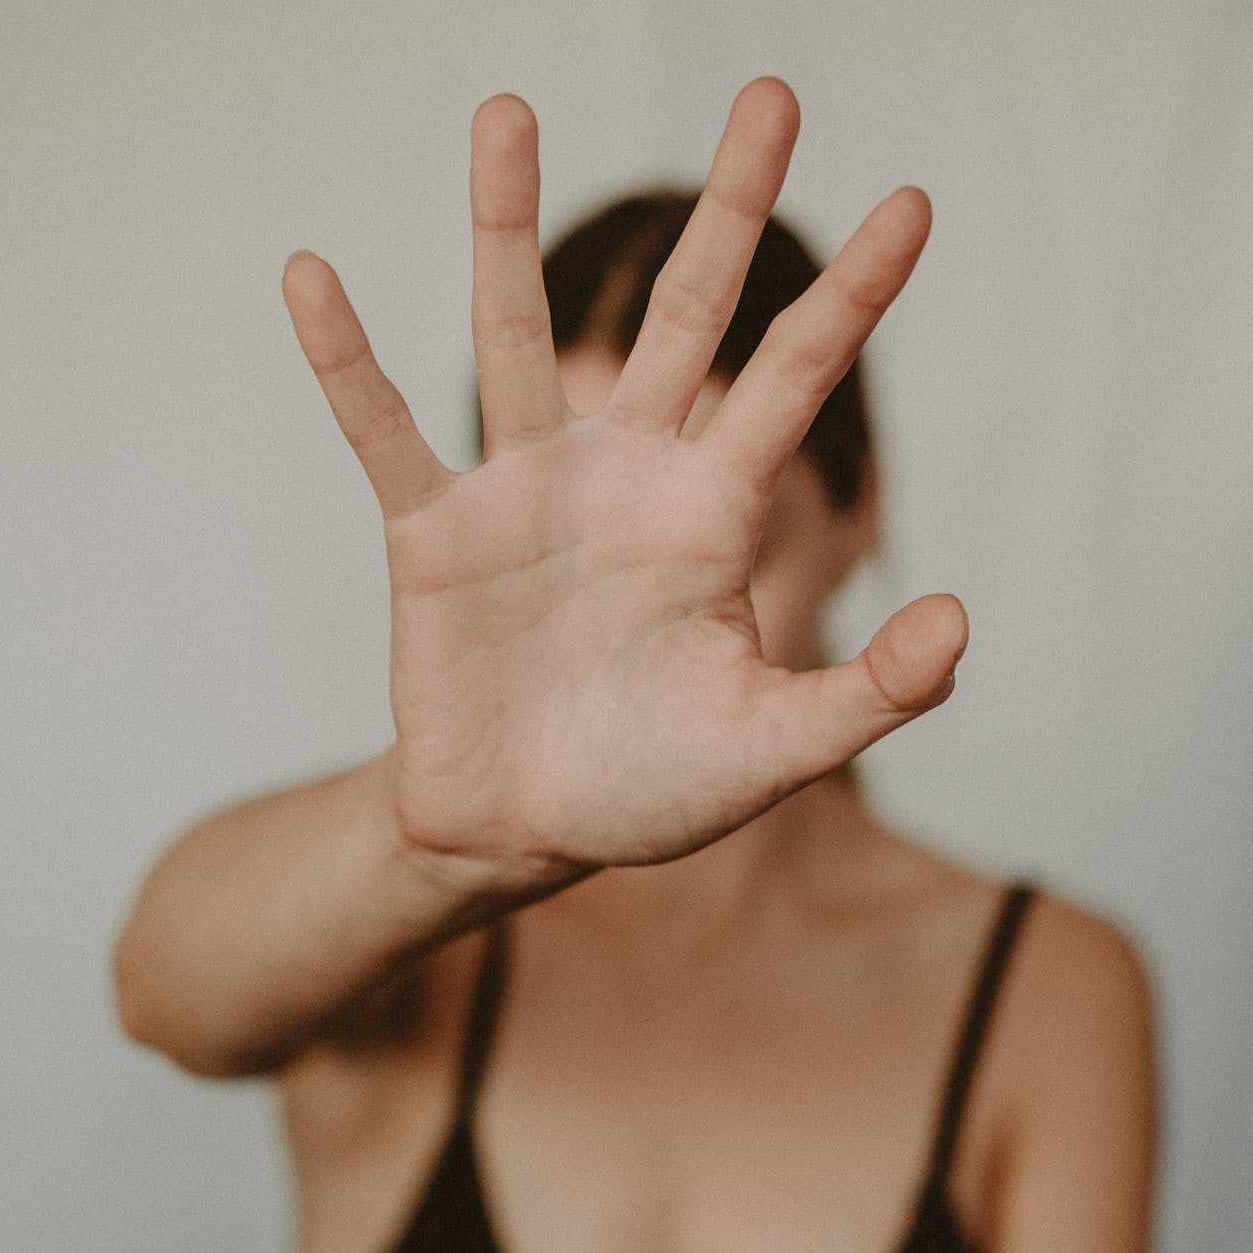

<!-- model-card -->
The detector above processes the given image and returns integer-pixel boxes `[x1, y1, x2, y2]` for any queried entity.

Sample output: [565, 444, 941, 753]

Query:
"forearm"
[112, 748, 580, 1077]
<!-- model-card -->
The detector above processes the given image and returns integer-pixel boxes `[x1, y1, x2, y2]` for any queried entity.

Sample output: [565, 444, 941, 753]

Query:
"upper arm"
[274, 925, 489, 1131]
[992, 896, 1158, 1252]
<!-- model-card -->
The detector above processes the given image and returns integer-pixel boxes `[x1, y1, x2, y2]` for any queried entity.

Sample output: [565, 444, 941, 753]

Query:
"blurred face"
[555, 343, 878, 669]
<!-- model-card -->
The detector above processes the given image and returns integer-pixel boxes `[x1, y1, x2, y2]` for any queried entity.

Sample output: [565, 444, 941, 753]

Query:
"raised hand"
[281, 77, 967, 889]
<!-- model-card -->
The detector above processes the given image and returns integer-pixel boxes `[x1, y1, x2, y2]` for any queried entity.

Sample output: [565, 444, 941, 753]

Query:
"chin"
[751, 590, 814, 668]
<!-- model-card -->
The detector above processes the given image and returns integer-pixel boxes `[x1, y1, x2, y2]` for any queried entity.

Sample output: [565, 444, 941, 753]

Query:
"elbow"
[112, 959, 293, 1080]
[111, 925, 252, 1080]
[111, 926, 187, 1066]
[112, 920, 160, 1049]
[112, 924, 158, 1048]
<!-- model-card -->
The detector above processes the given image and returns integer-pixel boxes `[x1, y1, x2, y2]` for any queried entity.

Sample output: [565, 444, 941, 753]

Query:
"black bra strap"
[922, 881, 1037, 1195]
[453, 918, 511, 1116]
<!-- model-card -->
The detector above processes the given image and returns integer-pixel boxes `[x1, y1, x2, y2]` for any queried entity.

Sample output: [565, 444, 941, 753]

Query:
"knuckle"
[649, 268, 732, 339]
[313, 341, 371, 380]
[471, 305, 551, 353]
[764, 315, 839, 400]
[344, 389, 412, 454]
[834, 266, 896, 319]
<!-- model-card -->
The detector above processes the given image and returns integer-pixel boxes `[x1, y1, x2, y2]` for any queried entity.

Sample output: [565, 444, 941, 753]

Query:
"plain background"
[3, 1, 1250, 1248]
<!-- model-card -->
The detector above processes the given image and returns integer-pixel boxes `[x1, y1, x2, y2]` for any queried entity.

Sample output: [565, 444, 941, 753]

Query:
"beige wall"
[3, 1, 1250, 1247]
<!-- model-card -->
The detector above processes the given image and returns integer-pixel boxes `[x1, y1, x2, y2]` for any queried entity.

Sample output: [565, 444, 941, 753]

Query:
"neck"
[561, 760, 889, 958]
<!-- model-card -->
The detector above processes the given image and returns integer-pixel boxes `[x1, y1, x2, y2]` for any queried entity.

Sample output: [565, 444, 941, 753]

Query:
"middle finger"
[605, 77, 800, 435]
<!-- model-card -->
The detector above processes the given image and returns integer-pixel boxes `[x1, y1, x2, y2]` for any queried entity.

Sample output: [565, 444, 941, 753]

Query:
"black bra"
[391, 882, 1037, 1251]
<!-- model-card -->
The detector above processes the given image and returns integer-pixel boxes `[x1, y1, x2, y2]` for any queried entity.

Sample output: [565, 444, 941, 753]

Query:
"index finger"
[699, 186, 932, 497]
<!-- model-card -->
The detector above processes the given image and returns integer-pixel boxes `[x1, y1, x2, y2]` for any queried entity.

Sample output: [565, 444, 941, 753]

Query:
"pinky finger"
[282, 251, 451, 514]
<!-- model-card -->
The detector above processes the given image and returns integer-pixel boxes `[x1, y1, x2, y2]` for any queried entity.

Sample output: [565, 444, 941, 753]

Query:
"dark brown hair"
[474, 188, 873, 511]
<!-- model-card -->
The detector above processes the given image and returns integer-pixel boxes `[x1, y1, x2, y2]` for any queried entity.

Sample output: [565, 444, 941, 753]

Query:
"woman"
[113, 78, 1156, 1251]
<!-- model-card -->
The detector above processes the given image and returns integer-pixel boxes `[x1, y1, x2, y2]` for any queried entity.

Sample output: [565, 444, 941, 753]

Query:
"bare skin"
[114, 78, 1156, 1250]
[275, 351, 1156, 1253]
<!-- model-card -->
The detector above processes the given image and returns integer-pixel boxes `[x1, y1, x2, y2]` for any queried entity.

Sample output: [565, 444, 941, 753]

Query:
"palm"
[283, 78, 967, 877]
[383, 411, 767, 864]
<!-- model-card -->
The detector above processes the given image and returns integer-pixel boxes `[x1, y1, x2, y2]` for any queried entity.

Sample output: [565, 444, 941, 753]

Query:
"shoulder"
[985, 885, 1158, 1248]
[873, 835, 1155, 1058]
[1007, 887, 1156, 1089]
[813, 834, 1157, 1246]
[869, 838, 1157, 1142]
[889, 850, 1160, 1249]
[1022, 888, 1154, 1003]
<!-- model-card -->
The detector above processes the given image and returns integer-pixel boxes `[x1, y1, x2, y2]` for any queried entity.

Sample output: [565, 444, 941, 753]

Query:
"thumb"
[755, 592, 969, 785]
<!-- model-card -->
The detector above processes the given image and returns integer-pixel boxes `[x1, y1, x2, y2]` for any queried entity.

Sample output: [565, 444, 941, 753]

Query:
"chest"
[283, 927, 1001, 1253]
[469, 971, 968, 1252]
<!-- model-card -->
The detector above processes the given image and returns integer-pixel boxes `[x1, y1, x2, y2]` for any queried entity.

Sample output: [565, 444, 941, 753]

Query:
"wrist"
[363, 745, 593, 941]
